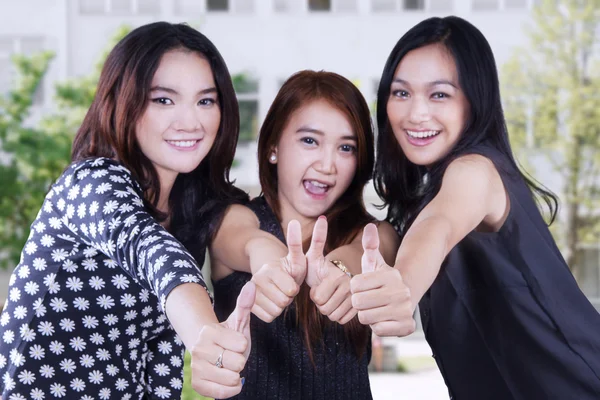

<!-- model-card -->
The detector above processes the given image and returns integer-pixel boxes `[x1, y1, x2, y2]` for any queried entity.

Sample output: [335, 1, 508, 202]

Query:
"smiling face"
[386, 43, 470, 167]
[135, 49, 221, 189]
[271, 99, 358, 221]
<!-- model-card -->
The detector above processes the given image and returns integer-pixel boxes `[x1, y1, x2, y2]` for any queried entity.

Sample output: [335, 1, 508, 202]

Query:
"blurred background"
[0, 0, 598, 398]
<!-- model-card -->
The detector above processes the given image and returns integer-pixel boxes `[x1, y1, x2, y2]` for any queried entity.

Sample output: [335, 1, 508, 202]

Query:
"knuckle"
[226, 372, 241, 387]
[313, 294, 326, 306]
[351, 294, 362, 309]
[372, 324, 384, 336]
[233, 358, 246, 373]
[264, 314, 275, 323]
[357, 311, 368, 325]
[274, 297, 287, 309]
[216, 387, 228, 400]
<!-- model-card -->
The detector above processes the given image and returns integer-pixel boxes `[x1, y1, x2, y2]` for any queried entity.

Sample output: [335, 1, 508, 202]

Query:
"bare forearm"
[165, 283, 218, 349]
[394, 216, 451, 310]
[245, 236, 289, 275]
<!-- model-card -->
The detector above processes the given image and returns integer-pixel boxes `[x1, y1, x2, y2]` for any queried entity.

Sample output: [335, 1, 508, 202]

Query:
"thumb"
[227, 281, 256, 333]
[361, 223, 380, 274]
[307, 216, 328, 284]
[285, 219, 305, 279]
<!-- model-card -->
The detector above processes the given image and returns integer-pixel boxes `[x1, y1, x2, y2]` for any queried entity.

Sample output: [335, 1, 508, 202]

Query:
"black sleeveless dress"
[213, 197, 372, 400]
[417, 143, 600, 399]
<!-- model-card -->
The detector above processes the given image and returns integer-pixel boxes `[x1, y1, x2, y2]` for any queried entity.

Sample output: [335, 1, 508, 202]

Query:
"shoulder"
[222, 203, 260, 228]
[445, 154, 497, 180]
[375, 220, 399, 240]
[440, 153, 502, 195]
[66, 157, 142, 194]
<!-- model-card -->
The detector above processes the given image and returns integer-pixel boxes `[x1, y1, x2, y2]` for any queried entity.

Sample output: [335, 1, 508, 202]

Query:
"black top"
[417, 144, 600, 399]
[213, 197, 372, 400]
[0, 158, 209, 400]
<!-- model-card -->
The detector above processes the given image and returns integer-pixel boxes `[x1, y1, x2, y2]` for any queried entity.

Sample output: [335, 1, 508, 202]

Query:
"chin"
[297, 204, 330, 220]
[172, 163, 202, 175]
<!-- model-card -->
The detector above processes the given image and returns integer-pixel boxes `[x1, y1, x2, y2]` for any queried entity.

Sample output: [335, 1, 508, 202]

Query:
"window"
[207, 0, 228, 11]
[472, 0, 499, 11]
[174, 0, 203, 14]
[0, 36, 46, 106]
[403, 0, 424, 10]
[429, 0, 453, 12]
[309, 0, 331, 11]
[78, 0, 159, 15]
[333, 0, 358, 12]
[233, 0, 255, 13]
[78, 0, 105, 14]
[137, 0, 161, 14]
[233, 74, 259, 142]
[371, 0, 396, 12]
[504, 0, 527, 8]
[274, 0, 292, 12]
[371, 0, 424, 12]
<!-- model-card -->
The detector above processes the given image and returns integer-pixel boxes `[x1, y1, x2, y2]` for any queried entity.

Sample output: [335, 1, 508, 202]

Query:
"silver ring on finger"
[215, 349, 225, 368]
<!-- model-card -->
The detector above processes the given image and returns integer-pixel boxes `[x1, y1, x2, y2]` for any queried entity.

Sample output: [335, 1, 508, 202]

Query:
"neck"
[156, 173, 177, 216]
[277, 200, 316, 245]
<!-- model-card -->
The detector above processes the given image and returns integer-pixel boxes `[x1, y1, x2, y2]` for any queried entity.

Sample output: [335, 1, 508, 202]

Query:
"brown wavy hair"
[71, 22, 247, 255]
[258, 70, 375, 360]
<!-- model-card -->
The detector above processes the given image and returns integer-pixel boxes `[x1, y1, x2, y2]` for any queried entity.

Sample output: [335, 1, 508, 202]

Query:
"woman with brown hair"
[0, 22, 254, 400]
[210, 70, 399, 399]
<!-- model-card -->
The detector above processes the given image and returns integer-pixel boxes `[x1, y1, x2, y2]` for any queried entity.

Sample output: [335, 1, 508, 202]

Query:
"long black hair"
[374, 16, 558, 236]
[72, 22, 247, 259]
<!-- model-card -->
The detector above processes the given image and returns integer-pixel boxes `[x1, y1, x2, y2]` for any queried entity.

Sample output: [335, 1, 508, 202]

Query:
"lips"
[165, 139, 201, 148]
[404, 129, 440, 147]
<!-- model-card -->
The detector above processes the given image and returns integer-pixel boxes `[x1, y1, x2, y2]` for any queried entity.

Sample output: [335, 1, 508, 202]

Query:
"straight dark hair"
[258, 70, 374, 360]
[72, 22, 247, 256]
[374, 16, 558, 236]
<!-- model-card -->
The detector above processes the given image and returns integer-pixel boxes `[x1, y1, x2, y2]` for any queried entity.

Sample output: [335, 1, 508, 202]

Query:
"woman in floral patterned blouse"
[0, 22, 254, 400]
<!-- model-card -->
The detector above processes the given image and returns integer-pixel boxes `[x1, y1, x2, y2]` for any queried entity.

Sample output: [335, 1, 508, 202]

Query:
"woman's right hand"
[190, 281, 256, 399]
[251, 220, 305, 322]
[351, 224, 416, 337]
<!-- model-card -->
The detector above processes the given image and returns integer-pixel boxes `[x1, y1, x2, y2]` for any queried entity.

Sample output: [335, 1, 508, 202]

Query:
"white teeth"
[167, 140, 197, 148]
[309, 180, 328, 188]
[406, 130, 440, 138]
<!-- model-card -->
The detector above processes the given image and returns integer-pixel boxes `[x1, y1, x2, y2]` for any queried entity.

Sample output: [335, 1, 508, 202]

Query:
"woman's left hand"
[306, 217, 357, 324]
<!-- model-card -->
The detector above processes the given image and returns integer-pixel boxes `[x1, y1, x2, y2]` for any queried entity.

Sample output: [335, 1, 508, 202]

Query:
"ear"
[269, 147, 278, 164]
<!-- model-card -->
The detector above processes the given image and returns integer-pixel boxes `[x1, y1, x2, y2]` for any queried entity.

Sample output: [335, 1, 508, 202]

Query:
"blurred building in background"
[1, 0, 599, 310]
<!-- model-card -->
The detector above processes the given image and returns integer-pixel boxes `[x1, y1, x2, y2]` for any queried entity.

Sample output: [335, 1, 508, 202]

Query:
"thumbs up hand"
[350, 223, 416, 337]
[251, 220, 304, 323]
[191, 281, 256, 399]
[306, 217, 357, 325]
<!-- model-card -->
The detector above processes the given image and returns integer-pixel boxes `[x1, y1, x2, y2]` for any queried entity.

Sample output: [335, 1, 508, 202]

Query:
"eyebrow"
[296, 126, 357, 141]
[392, 78, 459, 89]
[150, 86, 218, 95]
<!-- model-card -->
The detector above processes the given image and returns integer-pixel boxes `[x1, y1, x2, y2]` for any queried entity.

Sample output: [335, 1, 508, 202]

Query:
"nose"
[174, 105, 201, 132]
[314, 146, 336, 175]
[408, 97, 431, 124]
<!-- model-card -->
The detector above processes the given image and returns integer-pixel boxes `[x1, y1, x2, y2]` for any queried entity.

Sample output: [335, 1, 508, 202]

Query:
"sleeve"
[53, 157, 211, 312]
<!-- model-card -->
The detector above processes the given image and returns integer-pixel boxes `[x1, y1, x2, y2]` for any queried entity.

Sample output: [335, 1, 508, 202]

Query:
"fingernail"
[319, 215, 326, 220]
[241, 377, 246, 386]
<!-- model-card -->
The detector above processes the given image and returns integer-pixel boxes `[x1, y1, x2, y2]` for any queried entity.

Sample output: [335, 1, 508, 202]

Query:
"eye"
[151, 97, 173, 105]
[432, 92, 450, 100]
[301, 137, 317, 146]
[391, 90, 410, 99]
[340, 144, 356, 153]
[198, 98, 217, 107]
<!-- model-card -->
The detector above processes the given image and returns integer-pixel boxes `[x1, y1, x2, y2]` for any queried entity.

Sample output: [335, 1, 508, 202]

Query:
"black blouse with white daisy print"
[0, 158, 210, 400]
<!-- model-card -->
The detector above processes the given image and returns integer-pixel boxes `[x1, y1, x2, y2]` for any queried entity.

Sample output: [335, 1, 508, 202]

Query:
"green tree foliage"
[0, 26, 131, 270]
[502, 0, 600, 277]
